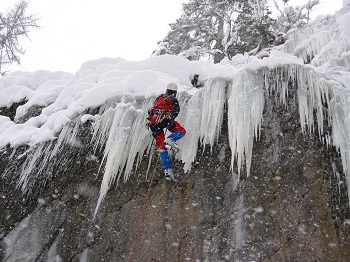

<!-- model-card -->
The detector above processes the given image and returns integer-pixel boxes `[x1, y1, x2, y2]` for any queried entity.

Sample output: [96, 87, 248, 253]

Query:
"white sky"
[0, 0, 344, 74]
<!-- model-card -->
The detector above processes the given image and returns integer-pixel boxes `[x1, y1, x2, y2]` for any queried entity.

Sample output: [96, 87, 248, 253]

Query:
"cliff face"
[1, 6, 350, 260]
[1, 80, 349, 262]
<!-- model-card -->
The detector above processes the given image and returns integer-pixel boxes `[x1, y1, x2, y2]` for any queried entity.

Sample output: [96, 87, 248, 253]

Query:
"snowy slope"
[1, 5, 350, 215]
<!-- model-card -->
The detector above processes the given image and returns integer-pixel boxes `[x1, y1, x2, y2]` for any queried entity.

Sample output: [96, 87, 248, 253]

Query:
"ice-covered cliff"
[1, 4, 350, 262]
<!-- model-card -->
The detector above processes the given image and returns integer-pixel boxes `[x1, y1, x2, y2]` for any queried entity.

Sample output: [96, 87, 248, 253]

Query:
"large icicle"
[177, 78, 228, 172]
[176, 90, 204, 172]
[93, 98, 153, 216]
[327, 77, 350, 201]
[297, 66, 331, 136]
[227, 69, 264, 177]
[279, 63, 350, 204]
[15, 115, 84, 194]
[199, 78, 227, 147]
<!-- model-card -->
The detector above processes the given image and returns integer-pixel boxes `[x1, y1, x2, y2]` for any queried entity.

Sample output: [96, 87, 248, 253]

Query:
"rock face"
[1, 82, 350, 262]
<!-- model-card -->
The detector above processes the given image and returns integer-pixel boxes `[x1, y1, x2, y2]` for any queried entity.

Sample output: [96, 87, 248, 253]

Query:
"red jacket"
[148, 94, 180, 125]
[152, 95, 179, 115]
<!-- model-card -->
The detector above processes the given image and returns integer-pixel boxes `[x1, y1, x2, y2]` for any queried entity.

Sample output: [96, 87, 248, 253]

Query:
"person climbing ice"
[190, 74, 204, 88]
[191, 74, 200, 88]
[146, 83, 186, 181]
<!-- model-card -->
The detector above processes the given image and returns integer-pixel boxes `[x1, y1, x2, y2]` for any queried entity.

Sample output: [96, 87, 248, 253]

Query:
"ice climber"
[147, 83, 186, 181]
[190, 74, 203, 88]
[191, 74, 200, 87]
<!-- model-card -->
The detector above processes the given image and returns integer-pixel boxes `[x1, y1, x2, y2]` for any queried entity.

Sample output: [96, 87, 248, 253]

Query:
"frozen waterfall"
[1, 5, 350, 216]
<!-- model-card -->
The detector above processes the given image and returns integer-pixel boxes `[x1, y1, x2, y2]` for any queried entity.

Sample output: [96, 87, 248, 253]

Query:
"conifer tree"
[232, 0, 275, 56]
[153, 0, 242, 63]
[153, 0, 321, 63]
[153, 0, 277, 62]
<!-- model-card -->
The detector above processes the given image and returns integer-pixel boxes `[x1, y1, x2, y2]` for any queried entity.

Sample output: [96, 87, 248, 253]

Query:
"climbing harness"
[148, 109, 171, 125]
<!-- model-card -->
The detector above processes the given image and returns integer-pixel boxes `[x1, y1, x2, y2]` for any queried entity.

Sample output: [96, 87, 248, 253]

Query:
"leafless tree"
[0, 1, 39, 76]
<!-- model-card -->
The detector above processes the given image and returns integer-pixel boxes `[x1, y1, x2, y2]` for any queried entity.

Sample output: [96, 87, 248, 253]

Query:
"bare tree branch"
[0, 1, 40, 76]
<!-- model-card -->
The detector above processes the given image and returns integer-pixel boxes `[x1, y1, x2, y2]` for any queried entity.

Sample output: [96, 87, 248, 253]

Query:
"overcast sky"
[0, 0, 344, 74]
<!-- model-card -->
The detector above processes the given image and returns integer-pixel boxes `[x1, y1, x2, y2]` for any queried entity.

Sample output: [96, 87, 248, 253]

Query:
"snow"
[1, 5, 350, 216]
[337, 9, 350, 37]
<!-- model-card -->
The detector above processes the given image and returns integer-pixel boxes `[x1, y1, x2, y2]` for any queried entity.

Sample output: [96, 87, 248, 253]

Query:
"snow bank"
[0, 55, 234, 149]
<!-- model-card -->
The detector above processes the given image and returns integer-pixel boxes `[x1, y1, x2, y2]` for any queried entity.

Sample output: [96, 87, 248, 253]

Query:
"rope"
[127, 156, 159, 262]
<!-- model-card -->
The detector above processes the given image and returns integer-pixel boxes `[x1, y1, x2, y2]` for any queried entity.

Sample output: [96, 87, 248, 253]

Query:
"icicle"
[297, 68, 312, 135]
[15, 115, 85, 194]
[17, 144, 47, 192]
[93, 99, 154, 216]
[199, 78, 227, 149]
[50, 120, 78, 157]
[146, 142, 156, 177]
[122, 102, 154, 182]
[328, 82, 350, 200]
[293, 63, 350, 203]
[177, 90, 204, 173]
[90, 107, 116, 153]
[227, 69, 264, 176]
[176, 78, 228, 173]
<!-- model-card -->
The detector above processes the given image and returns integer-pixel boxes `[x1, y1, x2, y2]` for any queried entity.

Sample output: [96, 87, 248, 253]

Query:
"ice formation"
[228, 69, 264, 177]
[0, 5, 350, 215]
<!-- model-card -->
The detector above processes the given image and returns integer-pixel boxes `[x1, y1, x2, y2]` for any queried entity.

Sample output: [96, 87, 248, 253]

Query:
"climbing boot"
[164, 169, 175, 181]
[164, 138, 179, 153]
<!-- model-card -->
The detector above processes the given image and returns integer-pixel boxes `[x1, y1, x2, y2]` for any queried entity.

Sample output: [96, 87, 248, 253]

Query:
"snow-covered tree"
[272, 0, 320, 34]
[233, 0, 275, 55]
[153, 0, 276, 62]
[153, 0, 321, 63]
[153, 0, 243, 63]
[0, 1, 39, 76]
